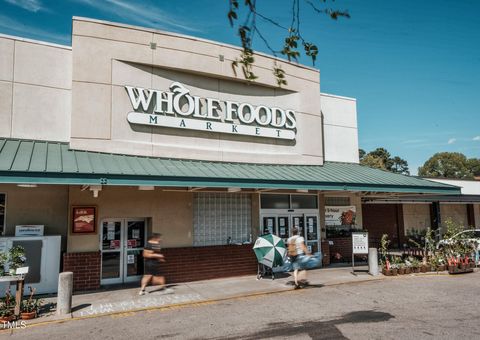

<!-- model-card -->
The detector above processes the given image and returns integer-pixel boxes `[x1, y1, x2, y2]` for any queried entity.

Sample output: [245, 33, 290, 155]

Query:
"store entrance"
[100, 218, 147, 285]
[260, 211, 321, 254]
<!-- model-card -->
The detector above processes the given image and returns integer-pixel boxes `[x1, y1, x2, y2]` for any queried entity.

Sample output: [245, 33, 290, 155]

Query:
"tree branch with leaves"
[227, 0, 350, 86]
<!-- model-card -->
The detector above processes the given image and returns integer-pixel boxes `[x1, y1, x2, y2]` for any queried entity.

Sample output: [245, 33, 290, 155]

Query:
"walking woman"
[139, 233, 168, 295]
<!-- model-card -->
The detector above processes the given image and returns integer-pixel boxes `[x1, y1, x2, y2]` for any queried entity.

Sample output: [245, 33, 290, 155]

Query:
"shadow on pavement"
[71, 303, 91, 313]
[209, 310, 394, 340]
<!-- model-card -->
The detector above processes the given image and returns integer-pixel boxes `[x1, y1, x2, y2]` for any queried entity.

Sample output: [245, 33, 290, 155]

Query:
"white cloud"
[74, 0, 203, 33]
[447, 138, 456, 145]
[473, 136, 480, 141]
[0, 14, 70, 44]
[4, 0, 44, 12]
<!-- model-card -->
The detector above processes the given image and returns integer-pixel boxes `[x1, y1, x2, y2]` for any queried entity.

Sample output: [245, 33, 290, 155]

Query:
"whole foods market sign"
[125, 82, 296, 140]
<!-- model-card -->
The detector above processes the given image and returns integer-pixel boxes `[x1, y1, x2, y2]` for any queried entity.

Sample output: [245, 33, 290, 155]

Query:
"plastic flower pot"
[382, 268, 391, 276]
[20, 311, 36, 320]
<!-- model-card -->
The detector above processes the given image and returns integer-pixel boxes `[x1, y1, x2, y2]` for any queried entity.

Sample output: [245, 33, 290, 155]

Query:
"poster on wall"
[325, 206, 357, 226]
[72, 206, 96, 233]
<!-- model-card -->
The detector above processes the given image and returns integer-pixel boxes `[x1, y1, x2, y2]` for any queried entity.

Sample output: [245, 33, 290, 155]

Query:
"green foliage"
[418, 152, 475, 179]
[21, 287, 42, 313]
[359, 147, 410, 175]
[0, 290, 14, 317]
[227, 0, 349, 86]
[379, 234, 390, 266]
[8, 245, 26, 271]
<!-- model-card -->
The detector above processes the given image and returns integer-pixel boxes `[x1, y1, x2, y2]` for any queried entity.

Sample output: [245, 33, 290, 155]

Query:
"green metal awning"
[0, 138, 461, 194]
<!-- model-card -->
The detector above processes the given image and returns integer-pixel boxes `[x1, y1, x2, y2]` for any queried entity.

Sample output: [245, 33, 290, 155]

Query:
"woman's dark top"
[144, 241, 163, 275]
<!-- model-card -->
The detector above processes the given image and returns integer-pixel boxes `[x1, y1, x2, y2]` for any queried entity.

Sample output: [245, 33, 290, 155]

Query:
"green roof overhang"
[0, 138, 462, 195]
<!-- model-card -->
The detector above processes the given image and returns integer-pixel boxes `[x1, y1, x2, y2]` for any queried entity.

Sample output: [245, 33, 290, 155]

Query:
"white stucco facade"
[0, 18, 360, 165]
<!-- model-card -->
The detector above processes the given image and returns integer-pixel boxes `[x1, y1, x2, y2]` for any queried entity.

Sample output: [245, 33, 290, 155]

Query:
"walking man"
[287, 227, 310, 288]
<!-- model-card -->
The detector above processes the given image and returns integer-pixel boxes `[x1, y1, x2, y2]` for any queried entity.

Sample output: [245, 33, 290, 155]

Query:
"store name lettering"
[125, 82, 296, 140]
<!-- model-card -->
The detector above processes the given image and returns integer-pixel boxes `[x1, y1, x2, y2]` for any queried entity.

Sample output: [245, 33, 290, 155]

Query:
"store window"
[325, 196, 358, 238]
[0, 194, 5, 235]
[193, 193, 251, 246]
[261, 194, 318, 210]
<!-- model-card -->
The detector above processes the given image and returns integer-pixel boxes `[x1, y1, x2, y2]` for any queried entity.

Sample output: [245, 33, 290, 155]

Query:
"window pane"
[193, 193, 251, 246]
[0, 194, 5, 235]
[260, 194, 290, 209]
[291, 195, 318, 209]
[325, 196, 351, 206]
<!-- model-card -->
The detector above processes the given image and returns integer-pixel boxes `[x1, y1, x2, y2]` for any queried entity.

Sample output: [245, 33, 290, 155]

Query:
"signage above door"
[125, 82, 297, 140]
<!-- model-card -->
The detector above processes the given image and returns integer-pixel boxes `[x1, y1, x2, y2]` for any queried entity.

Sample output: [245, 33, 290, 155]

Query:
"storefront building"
[0, 18, 460, 291]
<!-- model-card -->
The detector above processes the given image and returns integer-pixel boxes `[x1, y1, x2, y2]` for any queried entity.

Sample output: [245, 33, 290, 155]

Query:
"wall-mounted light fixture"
[17, 184, 38, 188]
[227, 187, 241, 193]
[138, 186, 155, 191]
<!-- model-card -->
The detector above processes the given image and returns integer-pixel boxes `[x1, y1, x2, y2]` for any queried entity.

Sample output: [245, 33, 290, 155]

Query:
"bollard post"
[57, 272, 73, 315]
[368, 248, 379, 276]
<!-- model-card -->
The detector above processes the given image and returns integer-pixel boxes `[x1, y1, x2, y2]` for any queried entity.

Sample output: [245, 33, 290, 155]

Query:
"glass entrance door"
[100, 219, 147, 285]
[260, 211, 321, 256]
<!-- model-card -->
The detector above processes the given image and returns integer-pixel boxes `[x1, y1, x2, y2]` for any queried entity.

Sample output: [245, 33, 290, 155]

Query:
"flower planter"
[437, 265, 446, 272]
[391, 268, 398, 276]
[404, 267, 411, 274]
[398, 268, 406, 275]
[420, 265, 427, 273]
[382, 268, 391, 276]
[469, 262, 476, 269]
[0, 315, 14, 322]
[20, 311, 36, 320]
[412, 267, 420, 273]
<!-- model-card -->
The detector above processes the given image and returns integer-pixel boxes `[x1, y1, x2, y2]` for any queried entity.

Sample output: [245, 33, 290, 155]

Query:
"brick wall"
[161, 244, 258, 283]
[63, 252, 101, 291]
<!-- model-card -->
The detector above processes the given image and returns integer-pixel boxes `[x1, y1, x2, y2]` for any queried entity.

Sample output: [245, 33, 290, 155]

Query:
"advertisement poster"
[127, 254, 135, 264]
[72, 206, 96, 233]
[127, 239, 137, 248]
[110, 240, 120, 249]
[325, 206, 356, 226]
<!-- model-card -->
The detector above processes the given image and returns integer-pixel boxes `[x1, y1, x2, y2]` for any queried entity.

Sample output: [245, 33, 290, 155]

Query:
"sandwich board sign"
[352, 232, 368, 274]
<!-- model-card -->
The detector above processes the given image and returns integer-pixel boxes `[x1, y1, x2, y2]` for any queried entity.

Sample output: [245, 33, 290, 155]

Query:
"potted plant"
[20, 287, 41, 320]
[410, 257, 421, 273]
[398, 262, 406, 275]
[0, 252, 7, 277]
[390, 263, 399, 276]
[8, 245, 26, 275]
[0, 290, 15, 322]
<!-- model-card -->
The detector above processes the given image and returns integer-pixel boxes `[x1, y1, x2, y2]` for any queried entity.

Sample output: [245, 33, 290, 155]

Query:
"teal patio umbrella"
[253, 234, 287, 268]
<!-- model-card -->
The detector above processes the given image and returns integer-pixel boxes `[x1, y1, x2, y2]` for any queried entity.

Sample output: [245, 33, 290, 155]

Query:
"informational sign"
[352, 232, 369, 255]
[127, 254, 135, 264]
[16, 267, 29, 275]
[126, 82, 297, 140]
[132, 229, 140, 239]
[325, 206, 356, 226]
[127, 239, 137, 248]
[308, 218, 314, 233]
[72, 206, 96, 233]
[15, 225, 44, 236]
[293, 218, 300, 227]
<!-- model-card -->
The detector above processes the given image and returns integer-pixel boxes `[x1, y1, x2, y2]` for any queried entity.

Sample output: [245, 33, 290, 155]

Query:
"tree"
[467, 158, 480, 177]
[418, 152, 475, 179]
[227, 0, 350, 85]
[358, 148, 366, 161]
[359, 147, 410, 175]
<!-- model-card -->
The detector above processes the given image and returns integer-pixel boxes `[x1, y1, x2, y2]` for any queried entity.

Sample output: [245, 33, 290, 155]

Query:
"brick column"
[63, 251, 101, 292]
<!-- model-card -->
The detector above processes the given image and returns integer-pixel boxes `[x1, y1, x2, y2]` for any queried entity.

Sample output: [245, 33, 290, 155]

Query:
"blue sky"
[1, 0, 479, 174]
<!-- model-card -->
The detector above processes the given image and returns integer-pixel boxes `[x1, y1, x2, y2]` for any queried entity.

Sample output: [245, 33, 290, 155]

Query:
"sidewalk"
[29, 266, 381, 325]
